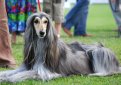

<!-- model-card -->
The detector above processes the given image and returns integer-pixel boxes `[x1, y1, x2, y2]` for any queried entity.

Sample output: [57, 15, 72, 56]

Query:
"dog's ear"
[25, 14, 38, 42]
[23, 14, 38, 69]
[45, 14, 58, 43]
[41, 13, 59, 70]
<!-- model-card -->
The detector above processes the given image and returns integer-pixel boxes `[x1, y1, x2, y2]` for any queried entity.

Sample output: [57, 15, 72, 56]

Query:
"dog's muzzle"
[39, 31, 46, 38]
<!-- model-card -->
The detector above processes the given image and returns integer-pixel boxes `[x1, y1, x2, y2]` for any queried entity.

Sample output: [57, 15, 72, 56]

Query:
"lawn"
[1, 4, 121, 85]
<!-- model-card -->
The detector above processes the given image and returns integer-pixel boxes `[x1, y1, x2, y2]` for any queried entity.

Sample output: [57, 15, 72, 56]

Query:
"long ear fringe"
[45, 13, 58, 42]
[23, 14, 38, 70]
[43, 13, 59, 71]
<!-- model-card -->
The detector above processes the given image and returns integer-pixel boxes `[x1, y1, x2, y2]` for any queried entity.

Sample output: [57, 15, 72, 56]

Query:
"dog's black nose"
[39, 31, 45, 36]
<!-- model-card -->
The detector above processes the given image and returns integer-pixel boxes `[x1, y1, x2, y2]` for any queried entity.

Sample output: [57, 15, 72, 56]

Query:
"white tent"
[64, 0, 109, 8]
[37, 0, 108, 3]
[90, 0, 108, 4]
[66, 0, 108, 4]
[37, 0, 109, 8]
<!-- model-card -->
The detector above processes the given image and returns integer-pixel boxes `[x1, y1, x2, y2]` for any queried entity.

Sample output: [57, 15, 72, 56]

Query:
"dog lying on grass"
[0, 12, 121, 83]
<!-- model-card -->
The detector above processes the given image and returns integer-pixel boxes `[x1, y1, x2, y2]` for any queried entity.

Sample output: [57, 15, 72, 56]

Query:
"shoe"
[0, 64, 16, 69]
[7, 64, 16, 69]
[80, 34, 93, 37]
[118, 26, 121, 37]
[63, 28, 72, 37]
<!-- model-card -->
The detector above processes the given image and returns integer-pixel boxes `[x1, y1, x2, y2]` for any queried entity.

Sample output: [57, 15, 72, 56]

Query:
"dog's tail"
[89, 47, 121, 74]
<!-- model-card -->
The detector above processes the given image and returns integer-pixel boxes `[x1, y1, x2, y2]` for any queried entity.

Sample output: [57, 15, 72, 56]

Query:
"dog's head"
[24, 12, 59, 70]
[26, 12, 56, 39]
[33, 14, 48, 38]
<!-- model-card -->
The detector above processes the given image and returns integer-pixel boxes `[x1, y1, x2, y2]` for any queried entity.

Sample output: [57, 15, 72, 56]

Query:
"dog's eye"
[34, 19, 39, 24]
[43, 20, 48, 24]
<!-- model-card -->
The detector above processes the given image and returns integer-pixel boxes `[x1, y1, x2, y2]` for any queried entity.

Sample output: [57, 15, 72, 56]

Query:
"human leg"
[109, 0, 121, 37]
[0, 0, 16, 68]
[53, 0, 64, 37]
[63, 0, 90, 36]
[63, 0, 85, 36]
[74, 0, 89, 36]
[55, 22, 62, 37]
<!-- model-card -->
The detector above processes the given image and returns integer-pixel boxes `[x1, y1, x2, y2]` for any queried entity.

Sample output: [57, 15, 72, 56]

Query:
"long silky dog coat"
[0, 12, 121, 82]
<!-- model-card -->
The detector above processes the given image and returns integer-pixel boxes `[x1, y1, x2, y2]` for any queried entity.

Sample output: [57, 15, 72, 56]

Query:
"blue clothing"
[63, 0, 89, 35]
[109, 1, 121, 27]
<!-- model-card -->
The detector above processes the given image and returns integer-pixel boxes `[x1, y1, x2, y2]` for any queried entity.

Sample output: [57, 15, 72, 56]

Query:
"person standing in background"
[43, 0, 64, 37]
[0, 0, 16, 68]
[5, 0, 37, 43]
[63, 0, 92, 37]
[109, 0, 121, 37]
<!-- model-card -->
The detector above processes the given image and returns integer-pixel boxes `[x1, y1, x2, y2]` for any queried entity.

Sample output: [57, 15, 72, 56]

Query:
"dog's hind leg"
[5, 70, 37, 83]
[42, 73, 62, 81]
[37, 71, 63, 81]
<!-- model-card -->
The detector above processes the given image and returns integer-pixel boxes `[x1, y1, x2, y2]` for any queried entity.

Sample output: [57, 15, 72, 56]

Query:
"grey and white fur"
[0, 12, 121, 83]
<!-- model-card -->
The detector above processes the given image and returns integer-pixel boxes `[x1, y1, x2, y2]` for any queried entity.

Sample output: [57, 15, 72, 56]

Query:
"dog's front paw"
[0, 73, 6, 77]
[0, 77, 7, 82]
[0, 72, 10, 77]
[7, 77, 20, 83]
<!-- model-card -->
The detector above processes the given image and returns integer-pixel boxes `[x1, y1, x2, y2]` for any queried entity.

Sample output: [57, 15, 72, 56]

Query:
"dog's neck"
[33, 36, 59, 70]
[34, 39, 46, 62]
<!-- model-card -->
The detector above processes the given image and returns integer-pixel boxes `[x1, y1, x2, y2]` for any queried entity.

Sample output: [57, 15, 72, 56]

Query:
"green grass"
[1, 4, 121, 85]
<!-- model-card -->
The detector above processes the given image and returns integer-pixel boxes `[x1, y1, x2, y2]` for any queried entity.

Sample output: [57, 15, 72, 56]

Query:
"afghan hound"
[0, 12, 121, 83]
